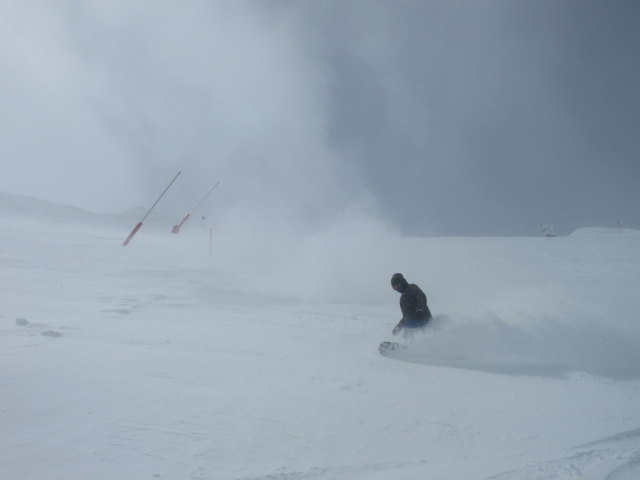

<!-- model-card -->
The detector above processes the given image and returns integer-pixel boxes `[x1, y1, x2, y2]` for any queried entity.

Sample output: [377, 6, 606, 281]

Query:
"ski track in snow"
[488, 427, 640, 480]
[2, 195, 640, 480]
[231, 460, 427, 480]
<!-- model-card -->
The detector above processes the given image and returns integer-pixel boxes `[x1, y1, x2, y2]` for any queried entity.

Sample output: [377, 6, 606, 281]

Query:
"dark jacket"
[399, 283, 432, 327]
[391, 273, 432, 333]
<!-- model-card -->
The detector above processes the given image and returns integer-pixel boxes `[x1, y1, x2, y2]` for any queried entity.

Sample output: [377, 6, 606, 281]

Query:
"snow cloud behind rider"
[391, 273, 432, 335]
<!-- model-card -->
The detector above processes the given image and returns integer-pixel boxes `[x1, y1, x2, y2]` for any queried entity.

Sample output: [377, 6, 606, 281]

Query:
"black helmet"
[391, 273, 408, 291]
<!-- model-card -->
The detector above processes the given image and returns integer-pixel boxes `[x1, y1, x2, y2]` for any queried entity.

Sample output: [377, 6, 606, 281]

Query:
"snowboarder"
[391, 273, 432, 336]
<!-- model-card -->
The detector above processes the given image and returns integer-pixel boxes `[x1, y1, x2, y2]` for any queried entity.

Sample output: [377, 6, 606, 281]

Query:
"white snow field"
[2, 192, 640, 480]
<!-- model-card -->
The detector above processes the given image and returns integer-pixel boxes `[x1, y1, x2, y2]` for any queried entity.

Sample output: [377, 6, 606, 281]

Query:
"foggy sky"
[2, 0, 639, 235]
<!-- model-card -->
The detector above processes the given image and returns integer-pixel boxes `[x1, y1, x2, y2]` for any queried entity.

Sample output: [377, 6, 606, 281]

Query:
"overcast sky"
[1, 0, 638, 235]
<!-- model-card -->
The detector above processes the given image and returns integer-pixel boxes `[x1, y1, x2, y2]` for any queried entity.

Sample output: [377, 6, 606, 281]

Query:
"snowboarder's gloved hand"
[392, 324, 403, 336]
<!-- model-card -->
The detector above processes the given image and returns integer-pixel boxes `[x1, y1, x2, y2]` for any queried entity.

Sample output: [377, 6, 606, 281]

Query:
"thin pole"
[209, 227, 213, 260]
[191, 182, 219, 215]
[141, 171, 182, 223]
[123, 171, 181, 246]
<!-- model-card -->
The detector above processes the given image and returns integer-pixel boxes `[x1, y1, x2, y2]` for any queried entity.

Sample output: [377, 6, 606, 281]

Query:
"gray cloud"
[295, 0, 640, 235]
[1, 0, 638, 236]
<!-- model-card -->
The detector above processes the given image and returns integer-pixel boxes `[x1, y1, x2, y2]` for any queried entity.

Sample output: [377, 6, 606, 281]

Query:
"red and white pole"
[122, 221, 143, 246]
[171, 181, 219, 234]
[123, 171, 181, 246]
[171, 213, 190, 234]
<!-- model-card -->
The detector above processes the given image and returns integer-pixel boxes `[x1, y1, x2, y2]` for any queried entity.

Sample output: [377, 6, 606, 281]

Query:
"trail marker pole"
[123, 171, 181, 246]
[172, 182, 220, 234]
[209, 227, 213, 260]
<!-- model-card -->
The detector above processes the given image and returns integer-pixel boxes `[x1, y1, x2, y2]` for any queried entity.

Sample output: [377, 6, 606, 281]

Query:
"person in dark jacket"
[391, 273, 432, 336]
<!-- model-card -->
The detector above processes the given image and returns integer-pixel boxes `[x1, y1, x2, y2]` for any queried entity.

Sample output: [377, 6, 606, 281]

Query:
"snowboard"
[378, 341, 407, 356]
[378, 340, 429, 364]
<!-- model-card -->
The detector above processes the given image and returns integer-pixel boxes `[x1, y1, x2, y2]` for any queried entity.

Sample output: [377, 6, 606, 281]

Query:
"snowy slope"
[2, 193, 640, 480]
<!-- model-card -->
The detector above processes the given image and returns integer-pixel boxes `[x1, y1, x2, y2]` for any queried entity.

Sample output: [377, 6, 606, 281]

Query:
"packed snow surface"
[2, 192, 640, 480]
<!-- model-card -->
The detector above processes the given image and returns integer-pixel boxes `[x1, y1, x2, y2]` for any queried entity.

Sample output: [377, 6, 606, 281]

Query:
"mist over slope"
[0, 191, 150, 225]
[279, 227, 640, 379]
[3, 191, 639, 380]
